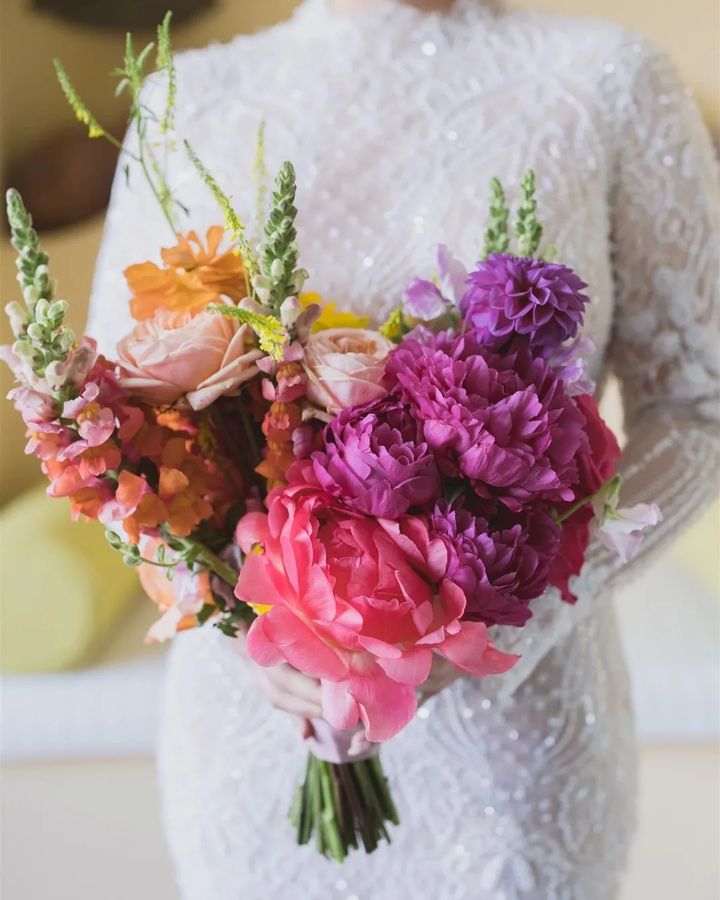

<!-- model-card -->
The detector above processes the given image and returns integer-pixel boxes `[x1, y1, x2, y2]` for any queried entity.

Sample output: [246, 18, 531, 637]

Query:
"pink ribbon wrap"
[308, 718, 379, 764]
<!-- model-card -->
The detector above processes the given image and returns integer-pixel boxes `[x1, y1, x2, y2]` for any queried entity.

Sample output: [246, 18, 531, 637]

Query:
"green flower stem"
[554, 473, 622, 525]
[209, 402, 264, 489]
[318, 760, 345, 863]
[236, 401, 263, 469]
[367, 755, 400, 825]
[165, 533, 239, 586]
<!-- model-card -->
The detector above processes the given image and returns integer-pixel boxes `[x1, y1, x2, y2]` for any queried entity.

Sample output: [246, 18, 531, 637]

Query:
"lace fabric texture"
[87, 1, 719, 896]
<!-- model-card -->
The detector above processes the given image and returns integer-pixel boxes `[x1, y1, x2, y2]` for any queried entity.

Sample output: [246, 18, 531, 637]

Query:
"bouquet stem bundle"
[291, 753, 399, 861]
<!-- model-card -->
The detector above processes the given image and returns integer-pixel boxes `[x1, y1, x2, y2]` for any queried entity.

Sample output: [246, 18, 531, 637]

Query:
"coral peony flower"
[386, 332, 588, 511]
[308, 395, 440, 518]
[125, 226, 247, 321]
[117, 306, 263, 410]
[234, 485, 517, 741]
[303, 328, 393, 414]
[430, 499, 560, 627]
[461, 253, 589, 352]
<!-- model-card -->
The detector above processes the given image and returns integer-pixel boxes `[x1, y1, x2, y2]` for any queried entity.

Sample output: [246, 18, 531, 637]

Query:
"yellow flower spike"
[300, 293, 369, 331]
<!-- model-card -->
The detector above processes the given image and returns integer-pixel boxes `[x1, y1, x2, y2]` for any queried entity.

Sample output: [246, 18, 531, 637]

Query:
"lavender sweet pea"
[403, 245, 467, 322]
[461, 253, 589, 352]
[310, 395, 441, 519]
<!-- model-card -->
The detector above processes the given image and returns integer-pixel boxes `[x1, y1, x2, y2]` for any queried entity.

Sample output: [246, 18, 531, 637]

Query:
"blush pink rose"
[117, 308, 264, 410]
[303, 328, 393, 414]
[234, 484, 517, 742]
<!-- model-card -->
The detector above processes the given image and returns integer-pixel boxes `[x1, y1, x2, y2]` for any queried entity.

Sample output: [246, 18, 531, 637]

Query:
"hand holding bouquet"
[1, 14, 660, 862]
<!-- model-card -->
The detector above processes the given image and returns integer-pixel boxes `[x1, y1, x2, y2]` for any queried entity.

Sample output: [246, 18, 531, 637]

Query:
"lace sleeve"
[490, 40, 720, 699]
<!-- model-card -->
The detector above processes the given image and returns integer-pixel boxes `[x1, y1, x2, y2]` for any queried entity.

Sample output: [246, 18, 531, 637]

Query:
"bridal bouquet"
[2, 14, 659, 862]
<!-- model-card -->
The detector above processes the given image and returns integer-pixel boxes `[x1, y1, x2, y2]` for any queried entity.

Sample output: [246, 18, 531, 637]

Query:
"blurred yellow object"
[671, 500, 720, 597]
[0, 485, 140, 673]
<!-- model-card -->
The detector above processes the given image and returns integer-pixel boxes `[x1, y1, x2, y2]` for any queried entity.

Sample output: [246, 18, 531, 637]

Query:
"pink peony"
[386, 332, 588, 512]
[117, 307, 264, 410]
[303, 328, 393, 414]
[234, 484, 517, 741]
[307, 395, 440, 518]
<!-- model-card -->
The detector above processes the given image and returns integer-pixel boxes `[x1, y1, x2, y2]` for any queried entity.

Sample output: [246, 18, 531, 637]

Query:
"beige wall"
[1, 0, 718, 504]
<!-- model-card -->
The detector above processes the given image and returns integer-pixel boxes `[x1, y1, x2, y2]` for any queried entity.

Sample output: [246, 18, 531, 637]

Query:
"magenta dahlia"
[430, 499, 560, 626]
[309, 395, 441, 519]
[461, 253, 589, 352]
[385, 332, 588, 511]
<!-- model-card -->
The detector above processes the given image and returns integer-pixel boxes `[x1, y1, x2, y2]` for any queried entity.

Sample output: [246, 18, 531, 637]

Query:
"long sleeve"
[489, 40, 720, 699]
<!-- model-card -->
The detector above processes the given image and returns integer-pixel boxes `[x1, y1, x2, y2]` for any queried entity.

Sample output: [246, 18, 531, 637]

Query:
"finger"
[273, 666, 323, 706]
[297, 717, 313, 740]
[268, 688, 323, 720]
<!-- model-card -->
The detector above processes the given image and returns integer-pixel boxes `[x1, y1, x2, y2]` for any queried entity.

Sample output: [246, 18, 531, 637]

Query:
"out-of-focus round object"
[4, 128, 121, 232]
[34, 0, 214, 30]
[0, 486, 140, 673]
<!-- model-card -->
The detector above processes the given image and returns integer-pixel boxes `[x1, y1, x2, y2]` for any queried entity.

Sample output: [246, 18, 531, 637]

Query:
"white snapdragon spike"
[5, 301, 28, 337]
[279, 296, 302, 329]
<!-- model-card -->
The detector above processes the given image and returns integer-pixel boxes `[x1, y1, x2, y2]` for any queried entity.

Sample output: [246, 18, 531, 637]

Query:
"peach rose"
[117, 308, 264, 410]
[303, 328, 393, 414]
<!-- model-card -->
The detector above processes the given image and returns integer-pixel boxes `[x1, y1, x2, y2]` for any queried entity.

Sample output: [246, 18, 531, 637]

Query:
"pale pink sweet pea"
[139, 538, 213, 643]
[598, 503, 662, 563]
[302, 328, 393, 415]
[234, 484, 517, 742]
[117, 307, 264, 410]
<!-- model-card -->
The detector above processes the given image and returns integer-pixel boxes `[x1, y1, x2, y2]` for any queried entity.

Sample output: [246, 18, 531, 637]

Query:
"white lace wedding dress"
[87, 1, 719, 896]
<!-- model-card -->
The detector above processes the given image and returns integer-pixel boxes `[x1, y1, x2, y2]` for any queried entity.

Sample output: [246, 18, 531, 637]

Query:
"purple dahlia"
[385, 332, 588, 511]
[310, 395, 441, 519]
[431, 499, 560, 626]
[461, 253, 589, 352]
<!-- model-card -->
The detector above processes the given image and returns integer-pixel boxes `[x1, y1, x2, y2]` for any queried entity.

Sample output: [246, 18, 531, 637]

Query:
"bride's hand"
[234, 627, 322, 737]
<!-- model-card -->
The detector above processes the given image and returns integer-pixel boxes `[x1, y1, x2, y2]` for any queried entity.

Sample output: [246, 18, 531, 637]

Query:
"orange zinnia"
[125, 225, 248, 321]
